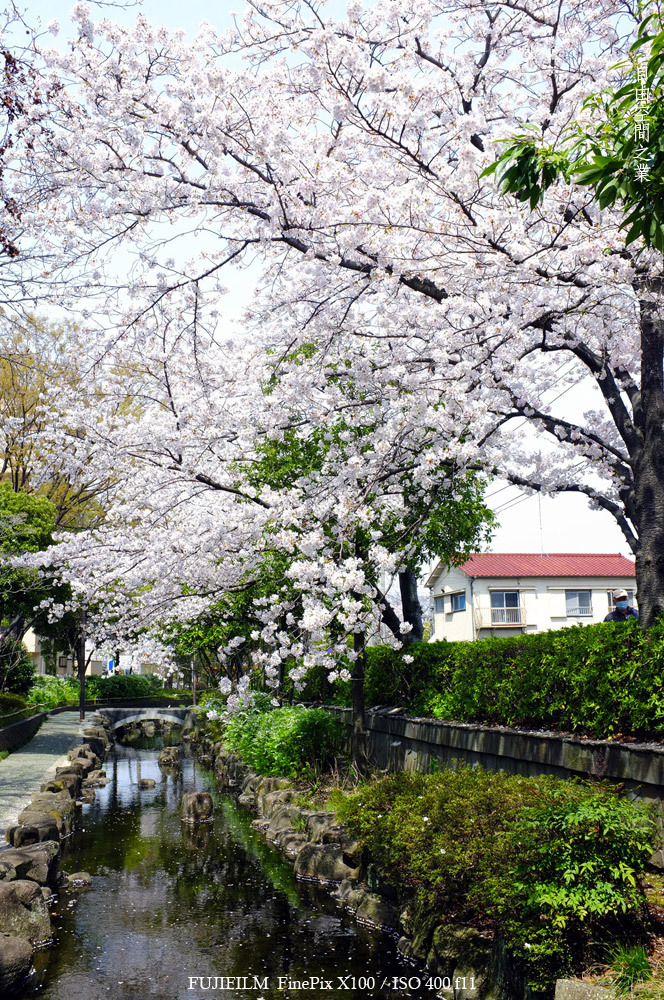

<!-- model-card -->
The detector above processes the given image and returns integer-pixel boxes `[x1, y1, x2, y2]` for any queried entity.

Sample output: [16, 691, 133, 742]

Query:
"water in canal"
[17, 745, 436, 1000]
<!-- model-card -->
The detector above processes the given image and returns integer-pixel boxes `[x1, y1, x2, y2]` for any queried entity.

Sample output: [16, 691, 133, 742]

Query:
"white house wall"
[430, 573, 636, 642]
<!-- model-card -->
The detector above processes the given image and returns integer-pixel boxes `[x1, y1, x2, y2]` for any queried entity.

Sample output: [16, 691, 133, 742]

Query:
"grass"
[610, 945, 653, 994]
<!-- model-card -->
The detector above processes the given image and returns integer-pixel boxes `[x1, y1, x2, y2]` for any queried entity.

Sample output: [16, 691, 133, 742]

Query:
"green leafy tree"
[0, 482, 56, 630]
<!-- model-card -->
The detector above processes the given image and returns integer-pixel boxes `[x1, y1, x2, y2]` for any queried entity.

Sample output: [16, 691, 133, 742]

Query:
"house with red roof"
[425, 553, 636, 641]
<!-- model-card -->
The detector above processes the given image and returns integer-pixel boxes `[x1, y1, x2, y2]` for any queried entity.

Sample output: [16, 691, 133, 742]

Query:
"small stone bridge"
[98, 707, 192, 732]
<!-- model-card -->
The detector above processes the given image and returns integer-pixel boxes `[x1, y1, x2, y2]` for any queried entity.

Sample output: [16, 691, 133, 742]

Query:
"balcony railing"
[475, 606, 526, 627]
[567, 605, 593, 617]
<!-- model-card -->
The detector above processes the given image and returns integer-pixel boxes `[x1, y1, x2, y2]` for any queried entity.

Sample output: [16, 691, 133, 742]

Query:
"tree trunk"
[399, 568, 424, 644]
[76, 607, 86, 722]
[351, 633, 369, 773]
[633, 297, 664, 629]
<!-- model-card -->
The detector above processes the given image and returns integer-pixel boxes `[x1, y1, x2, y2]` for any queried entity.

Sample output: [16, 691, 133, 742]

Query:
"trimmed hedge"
[315, 619, 664, 739]
[0, 691, 29, 723]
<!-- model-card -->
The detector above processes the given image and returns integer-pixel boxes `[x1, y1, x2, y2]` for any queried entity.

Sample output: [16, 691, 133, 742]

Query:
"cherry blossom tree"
[5, 0, 662, 676]
[20, 306, 491, 762]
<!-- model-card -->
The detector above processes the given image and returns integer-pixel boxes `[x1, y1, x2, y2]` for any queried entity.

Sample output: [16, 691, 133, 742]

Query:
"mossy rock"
[0, 934, 33, 995]
[0, 881, 52, 944]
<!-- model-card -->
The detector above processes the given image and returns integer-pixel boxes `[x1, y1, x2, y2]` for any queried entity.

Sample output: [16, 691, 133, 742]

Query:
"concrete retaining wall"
[0, 713, 46, 754]
[327, 706, 664, 807]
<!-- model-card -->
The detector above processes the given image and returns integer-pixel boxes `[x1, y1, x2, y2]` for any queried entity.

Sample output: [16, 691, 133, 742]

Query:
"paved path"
[0, 711, 86, 841]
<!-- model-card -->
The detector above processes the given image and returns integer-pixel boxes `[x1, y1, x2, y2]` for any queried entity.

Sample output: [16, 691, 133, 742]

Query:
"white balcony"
[567, 605, 593, 617]
[475, 606, 526, 627]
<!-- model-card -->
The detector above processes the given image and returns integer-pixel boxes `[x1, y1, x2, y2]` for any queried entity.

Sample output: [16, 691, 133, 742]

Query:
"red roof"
[457, 553, 635, 578]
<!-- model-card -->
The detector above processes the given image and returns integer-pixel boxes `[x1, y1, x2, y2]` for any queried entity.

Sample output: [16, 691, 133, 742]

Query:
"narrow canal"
[17, 745, 433, 1000]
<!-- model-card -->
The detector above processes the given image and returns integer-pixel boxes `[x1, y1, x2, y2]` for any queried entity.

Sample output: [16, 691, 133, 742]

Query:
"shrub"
[334, 766, 543, 910]
[85, 672, 164, 700]
[0, 692, 27, 719]
[197, 690, 229, 741]
[334, 766, 658, 993]
[0, 637, 35, 695]
[224, 705, 344, 778]
[321, 619, 664, 739]
[479, 780, 657, 990]
[26, 675, 79, 708]
[199, 690, 227, 713]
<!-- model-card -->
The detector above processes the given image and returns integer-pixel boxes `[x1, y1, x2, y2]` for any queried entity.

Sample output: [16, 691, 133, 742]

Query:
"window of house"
[566, 590, 593, 616]
[607, 589, 635, 609]
[490, 591, 522, 624]
[450, 591, 466, 612]
[434, 596, 446, 614]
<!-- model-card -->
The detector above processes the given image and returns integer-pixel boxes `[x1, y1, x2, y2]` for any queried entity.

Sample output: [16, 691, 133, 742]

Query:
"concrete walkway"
[0, 710, 86, 842]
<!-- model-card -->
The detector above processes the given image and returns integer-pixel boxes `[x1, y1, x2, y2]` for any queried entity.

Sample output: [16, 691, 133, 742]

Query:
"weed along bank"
[1, 701, 663, 1000]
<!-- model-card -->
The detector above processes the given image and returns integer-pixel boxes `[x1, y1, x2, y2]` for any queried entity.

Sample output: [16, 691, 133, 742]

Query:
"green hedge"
[85, 673, 163, 700]
[320, 619, 664, 739]
[0, 691, 28, 721]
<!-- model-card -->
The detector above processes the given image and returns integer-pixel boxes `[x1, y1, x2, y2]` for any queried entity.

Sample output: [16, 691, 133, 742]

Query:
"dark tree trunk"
[399, 568, 424, 644]
[76, 607, 86, 722]
[351, 632, 369, 773]
[633, 297, 664, 629]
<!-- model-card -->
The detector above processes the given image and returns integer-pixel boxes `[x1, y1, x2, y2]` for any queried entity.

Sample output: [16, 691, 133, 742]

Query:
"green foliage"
[610, 944, 653, 995]
[334, 767, 657, 992]
[199, 690, 227, 713]
[224, 705, 344, 779]
[85, 672, 163, 700]
[0, 484, 59, 628]
[26, 672, 165, 709]
[482, 16, 664, 251]
[0, 691, 28, 721]
[0, 691, 27, 711]
[0, 483, 55, 553]
[0, 637, 35, 695]
[480, 782, 656, 989]
[333, 767, 535, 908]
[326, 620, 664, 739]
[0, 483, 83, 665]
[26, 674, 79, 708]
[196, 689, 230, 741]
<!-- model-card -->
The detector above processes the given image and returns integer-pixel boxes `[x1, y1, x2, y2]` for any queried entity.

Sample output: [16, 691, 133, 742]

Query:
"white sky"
[18, 0, 635, 562]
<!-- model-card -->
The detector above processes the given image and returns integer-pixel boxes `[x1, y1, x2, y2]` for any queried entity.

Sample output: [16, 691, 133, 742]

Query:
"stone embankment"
[0, 713, 113, 995]
[208, 744, 496, 1000]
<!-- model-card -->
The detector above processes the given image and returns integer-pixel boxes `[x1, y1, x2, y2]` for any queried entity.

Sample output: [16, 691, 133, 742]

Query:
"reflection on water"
[18, 747, 430, 1000]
